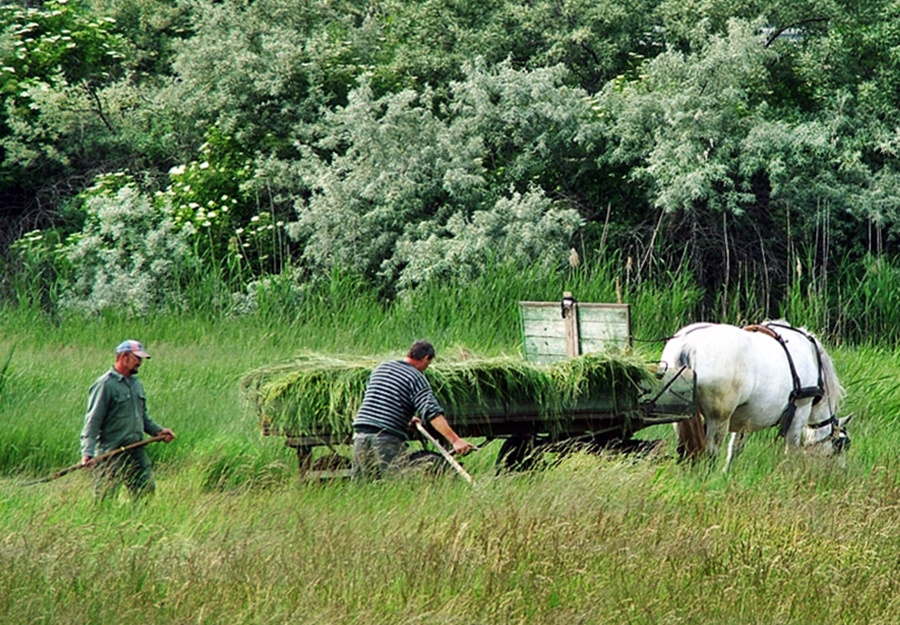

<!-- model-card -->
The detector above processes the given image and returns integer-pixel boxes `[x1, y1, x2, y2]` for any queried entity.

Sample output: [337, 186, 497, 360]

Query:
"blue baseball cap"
[115, 340, 151, 359]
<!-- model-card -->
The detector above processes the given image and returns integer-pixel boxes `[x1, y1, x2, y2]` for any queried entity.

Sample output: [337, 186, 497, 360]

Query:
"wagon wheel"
[394, 450, 451, 478]
[526, 435, 603, 467]
[497, 435, 547, 471]
[308, 452, 351, 472]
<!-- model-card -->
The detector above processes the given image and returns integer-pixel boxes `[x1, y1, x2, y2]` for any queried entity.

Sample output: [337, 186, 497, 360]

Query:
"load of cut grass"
[241, 351, 653, 438]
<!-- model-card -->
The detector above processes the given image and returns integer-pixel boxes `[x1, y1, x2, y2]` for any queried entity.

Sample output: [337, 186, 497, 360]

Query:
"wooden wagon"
[247, 295, 696, 477]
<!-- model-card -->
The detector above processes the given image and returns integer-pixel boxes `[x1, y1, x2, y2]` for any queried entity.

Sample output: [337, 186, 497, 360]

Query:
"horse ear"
[838, 413, 854, 427]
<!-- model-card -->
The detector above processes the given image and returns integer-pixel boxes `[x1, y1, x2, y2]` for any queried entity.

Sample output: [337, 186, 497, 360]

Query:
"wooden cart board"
[519, 298, 631, 364]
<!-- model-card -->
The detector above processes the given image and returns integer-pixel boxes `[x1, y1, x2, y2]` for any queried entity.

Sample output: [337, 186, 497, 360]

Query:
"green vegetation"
[1, 289, 899, 623]
[3, 0, 900, 622]
[3, 0, 900, 344]
[6, 450, 900, 624]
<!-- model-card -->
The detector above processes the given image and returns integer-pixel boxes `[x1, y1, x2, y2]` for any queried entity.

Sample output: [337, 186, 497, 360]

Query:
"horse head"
[803, 414, 853, 455]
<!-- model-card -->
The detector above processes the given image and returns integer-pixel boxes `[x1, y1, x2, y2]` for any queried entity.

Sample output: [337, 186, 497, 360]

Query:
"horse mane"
[814, 335, 844, 415]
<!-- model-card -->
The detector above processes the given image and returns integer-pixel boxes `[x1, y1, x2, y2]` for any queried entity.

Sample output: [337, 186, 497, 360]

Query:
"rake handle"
[414, 421, 475, 484]
[28, 433, 168, 485]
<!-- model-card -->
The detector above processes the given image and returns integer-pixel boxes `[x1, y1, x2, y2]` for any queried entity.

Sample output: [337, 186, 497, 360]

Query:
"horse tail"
[816, 339, 844, 416]
[676, 412, 706, 459]
[664, 343, 706, 459]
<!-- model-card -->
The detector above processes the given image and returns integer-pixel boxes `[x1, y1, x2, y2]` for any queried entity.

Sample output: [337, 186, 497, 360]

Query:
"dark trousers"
[351, 431, 407, 481]
[93, 446, 155, 500]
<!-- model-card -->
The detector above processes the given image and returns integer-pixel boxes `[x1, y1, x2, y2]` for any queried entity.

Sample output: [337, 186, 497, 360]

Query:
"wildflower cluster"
[159, 130, 287, 278]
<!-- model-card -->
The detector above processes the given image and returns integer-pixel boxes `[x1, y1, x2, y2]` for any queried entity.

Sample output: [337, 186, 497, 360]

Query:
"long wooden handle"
[414, 421, 474, 484]
[27, 433, 168, 485]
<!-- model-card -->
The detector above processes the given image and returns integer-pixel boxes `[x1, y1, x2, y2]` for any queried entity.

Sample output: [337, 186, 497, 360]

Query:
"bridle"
[807, 414, 851, 452]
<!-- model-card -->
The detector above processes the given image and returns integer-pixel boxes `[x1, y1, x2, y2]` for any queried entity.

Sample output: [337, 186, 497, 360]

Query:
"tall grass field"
[2, 283, 900, 624]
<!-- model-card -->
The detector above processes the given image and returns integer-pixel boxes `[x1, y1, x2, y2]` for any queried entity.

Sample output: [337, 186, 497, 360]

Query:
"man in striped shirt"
[352, 340, 474, 480]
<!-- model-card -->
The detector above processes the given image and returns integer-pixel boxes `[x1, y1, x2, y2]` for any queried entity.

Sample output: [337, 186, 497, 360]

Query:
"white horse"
[658, 321, 851, 471]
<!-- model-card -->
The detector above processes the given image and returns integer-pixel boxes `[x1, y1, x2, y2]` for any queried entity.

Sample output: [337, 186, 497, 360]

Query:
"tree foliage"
[0, 0, 128, 183]
[289, 61, 585, 291]
[1, 0, 900, 333]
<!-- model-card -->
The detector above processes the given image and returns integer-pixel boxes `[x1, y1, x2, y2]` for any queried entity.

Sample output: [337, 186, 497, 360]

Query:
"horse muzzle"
[832, 433, 851, 453]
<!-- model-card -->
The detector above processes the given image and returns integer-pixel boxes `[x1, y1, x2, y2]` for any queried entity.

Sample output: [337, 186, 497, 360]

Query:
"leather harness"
[743, 322, 826, 437]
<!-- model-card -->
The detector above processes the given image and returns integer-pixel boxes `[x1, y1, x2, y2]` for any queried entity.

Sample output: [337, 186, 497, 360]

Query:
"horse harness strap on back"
[743, 323, 826, 437]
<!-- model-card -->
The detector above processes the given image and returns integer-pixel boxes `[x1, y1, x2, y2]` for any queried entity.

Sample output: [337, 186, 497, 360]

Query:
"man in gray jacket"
[80, 340, 175, 499]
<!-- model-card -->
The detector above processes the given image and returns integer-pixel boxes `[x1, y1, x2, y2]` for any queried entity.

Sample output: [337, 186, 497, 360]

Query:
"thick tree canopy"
[2, 0, 899, 329]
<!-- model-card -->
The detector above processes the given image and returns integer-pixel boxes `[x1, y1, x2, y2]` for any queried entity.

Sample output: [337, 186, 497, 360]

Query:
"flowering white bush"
[229, 268, 307, 316]
[289, 60, 591, 291]
[58, 183, 194, 316]
[392, 189, 582, 289]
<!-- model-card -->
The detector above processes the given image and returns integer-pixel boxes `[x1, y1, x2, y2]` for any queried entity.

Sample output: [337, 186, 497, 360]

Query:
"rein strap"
[743, 323, 825, 437]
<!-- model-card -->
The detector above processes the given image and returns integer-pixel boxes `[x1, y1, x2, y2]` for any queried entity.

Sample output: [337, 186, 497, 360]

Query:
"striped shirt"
[353, 360, 444, 440]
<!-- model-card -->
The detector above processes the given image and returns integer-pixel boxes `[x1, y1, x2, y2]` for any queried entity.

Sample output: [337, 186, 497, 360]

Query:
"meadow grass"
[3, 447, 900, 624]
[2, 287, 900, 624]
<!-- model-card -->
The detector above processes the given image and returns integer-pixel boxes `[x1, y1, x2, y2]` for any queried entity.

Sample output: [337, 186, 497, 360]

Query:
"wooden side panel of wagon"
[519, 299, 631, 364]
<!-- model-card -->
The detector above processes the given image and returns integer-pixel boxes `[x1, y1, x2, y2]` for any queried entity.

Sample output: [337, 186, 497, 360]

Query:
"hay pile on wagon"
[241, 351, 653, 438]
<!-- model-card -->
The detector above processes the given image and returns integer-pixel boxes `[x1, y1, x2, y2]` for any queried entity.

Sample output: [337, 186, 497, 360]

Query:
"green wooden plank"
[519, 300, 631, 361]
[581, 337, 629, 353]
[578, 304, 630, 320]
[578, 304, 631, 346]
[521, 321, 569, 339]
[522, 335, 570, 363]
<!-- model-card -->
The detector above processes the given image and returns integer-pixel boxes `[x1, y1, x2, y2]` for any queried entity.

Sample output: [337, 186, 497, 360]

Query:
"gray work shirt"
[80, 368, 163, 457]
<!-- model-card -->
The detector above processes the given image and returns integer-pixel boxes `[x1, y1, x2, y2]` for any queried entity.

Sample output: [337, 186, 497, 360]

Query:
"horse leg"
[674, 412, 706, 459]
[724, 432, 746, 472]
[704, 416, 731, 460]
[695, 392, 733, 461]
